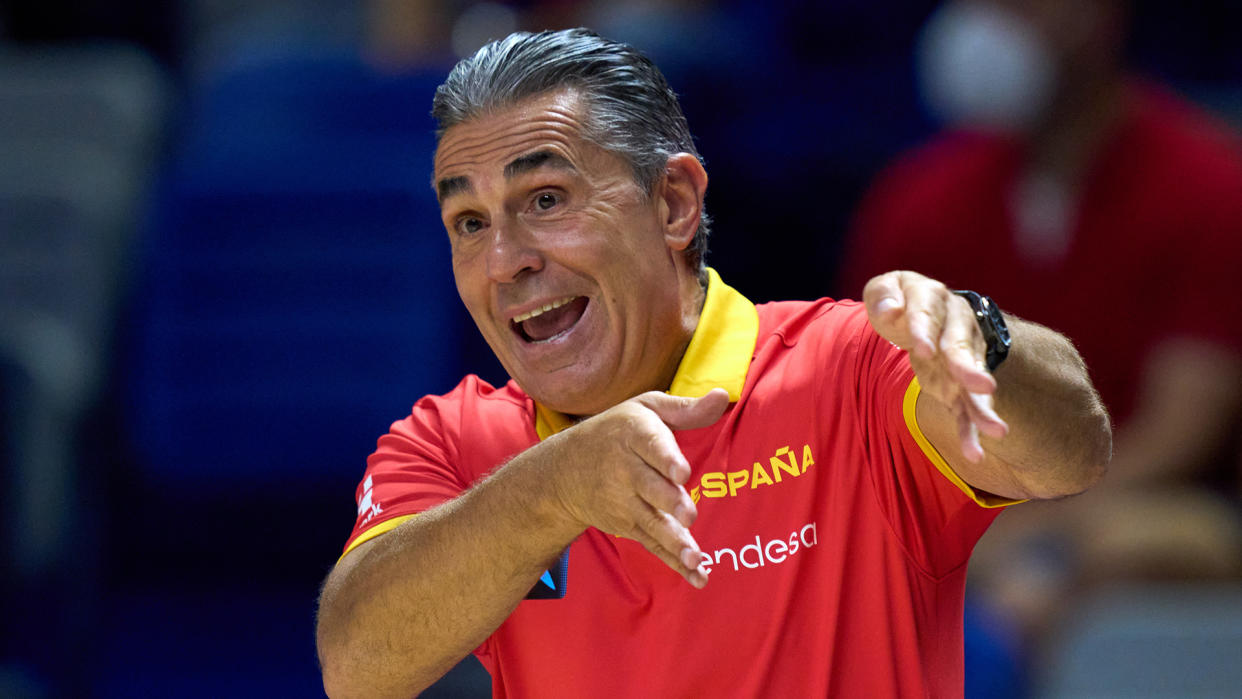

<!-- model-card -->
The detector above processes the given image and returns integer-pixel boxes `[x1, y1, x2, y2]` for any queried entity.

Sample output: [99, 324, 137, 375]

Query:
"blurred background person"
[839, 0, 1242, 691]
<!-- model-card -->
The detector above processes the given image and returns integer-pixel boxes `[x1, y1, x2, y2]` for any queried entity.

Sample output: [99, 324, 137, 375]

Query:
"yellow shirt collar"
[535, 268, 759, 440]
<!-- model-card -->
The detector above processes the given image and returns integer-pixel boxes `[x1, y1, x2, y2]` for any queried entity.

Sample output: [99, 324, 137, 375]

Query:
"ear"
[658, 152, 708, 252]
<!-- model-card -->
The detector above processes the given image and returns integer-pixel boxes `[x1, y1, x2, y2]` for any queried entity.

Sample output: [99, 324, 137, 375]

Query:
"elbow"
[1004, 389, 1112, 501]
[320, 661, 349, 699]
[316, 586, 352, 698]
[1028, 403, 1113, 500]
[317, 621, 353, 699]
[1083, 410, 1113, 489]
[1065, 353, 1114, 495]
[1073, 398, 1114, 494]
[1056, 442, 1109, 498]
[319, 645, 432, 699]
[318, 625, 439, 699]
[316, 583, 446, 698]
[316, 603, 385, 699]
[316, 541, 443, 698]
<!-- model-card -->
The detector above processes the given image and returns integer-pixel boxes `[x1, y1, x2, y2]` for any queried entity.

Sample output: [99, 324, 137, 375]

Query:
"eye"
[455, 216, 485, 236]
[535, 192, 559, 211]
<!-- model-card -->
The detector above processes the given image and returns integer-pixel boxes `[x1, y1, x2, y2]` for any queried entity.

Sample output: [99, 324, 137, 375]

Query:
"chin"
[527, 386, 602, 417]
[523, 374, 621, 417]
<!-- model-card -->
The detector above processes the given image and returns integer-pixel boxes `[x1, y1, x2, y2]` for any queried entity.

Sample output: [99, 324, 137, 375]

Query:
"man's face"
[434, 89, 694, 416]
[985, 0, 1121, 72]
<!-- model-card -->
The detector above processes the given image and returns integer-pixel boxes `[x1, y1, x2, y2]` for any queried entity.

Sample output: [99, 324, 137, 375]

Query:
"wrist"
[951, 289, 1011, 371]
[488, 438, 588, 546]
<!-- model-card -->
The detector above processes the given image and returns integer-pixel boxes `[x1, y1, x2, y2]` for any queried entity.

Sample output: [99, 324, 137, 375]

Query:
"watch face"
[985, 302, 1011, 346]
[974, 293, 1011, 372]
[953, 290, 1011, 368]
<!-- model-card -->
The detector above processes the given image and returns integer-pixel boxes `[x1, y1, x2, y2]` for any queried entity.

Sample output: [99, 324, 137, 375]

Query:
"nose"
[484, 218, 544, 283]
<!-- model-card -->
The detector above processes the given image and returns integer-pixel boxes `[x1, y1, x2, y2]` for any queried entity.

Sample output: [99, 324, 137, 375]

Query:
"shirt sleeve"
[340, 390, 471, 558]
[849, 308, 1011, 579]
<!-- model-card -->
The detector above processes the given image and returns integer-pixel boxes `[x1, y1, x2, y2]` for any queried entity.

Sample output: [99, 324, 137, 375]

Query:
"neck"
[658, 263, 709, 391]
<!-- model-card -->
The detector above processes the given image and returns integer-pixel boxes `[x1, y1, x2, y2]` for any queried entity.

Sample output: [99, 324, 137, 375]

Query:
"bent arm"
[316, 389, 725, 698]
[316, 454, 581, 698]
[863, 270, 1111, 502]
[918, 316, 1112, 500]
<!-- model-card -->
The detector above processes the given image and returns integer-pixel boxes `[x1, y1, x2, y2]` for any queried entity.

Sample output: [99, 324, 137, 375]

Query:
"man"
[316, 28, 1110, 698]
[841, 0, 1242, 647]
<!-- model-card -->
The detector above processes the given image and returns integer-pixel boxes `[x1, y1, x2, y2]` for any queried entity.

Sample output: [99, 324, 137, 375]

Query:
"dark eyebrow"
[503, 150, 576, 179]
[435, 151, 575, 202]
[436, 175, 472, 203]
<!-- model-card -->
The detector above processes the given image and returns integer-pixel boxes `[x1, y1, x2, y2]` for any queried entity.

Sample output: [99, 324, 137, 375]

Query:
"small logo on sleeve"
[357, 475, 383, 526]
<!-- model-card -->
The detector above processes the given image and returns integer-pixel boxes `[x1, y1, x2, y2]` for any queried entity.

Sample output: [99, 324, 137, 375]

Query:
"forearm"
[317, 389, 724, 697]
[985, 317, 1112, 498]
[316, 454, 583, 698]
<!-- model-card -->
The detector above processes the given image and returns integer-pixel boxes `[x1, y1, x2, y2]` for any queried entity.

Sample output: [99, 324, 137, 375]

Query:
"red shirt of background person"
[839, 0, 1242, 644]
[841, 0, 1242, 490]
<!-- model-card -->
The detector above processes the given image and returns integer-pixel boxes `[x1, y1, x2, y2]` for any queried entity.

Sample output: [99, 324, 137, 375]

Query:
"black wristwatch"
[951, 290, 1011, 372]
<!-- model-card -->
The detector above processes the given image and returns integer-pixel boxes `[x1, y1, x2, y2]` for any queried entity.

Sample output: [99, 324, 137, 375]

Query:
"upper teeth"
[513, 296, 576, 323]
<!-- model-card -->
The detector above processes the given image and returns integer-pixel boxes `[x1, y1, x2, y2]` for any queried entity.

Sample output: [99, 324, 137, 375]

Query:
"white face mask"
[916, 1, 1057, 132]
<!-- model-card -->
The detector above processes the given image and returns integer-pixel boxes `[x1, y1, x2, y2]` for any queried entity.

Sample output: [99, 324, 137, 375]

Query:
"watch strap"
[951, 289, 1011, 372]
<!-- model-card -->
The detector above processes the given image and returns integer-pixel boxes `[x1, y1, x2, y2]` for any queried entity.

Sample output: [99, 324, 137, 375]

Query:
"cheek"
[450, 256, 472, 297]
[452, 258, 491, 320]
[573, 200, 660, 258]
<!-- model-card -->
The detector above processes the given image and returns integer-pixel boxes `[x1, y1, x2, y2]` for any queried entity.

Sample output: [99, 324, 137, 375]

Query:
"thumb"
[636, 388, 731, 431]
[863, 271, 914, 351]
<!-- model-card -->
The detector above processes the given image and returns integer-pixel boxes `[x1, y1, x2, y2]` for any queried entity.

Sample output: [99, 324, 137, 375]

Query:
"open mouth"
[511, 296, 589, 343]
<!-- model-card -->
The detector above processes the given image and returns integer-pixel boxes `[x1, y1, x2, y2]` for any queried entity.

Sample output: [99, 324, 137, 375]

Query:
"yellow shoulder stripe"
[338, 513, 419, 563]
[902, 377, 1021, 509]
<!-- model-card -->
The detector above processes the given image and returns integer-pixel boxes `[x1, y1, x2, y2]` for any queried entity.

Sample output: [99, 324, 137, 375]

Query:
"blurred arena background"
[1, 1, 1240, 697]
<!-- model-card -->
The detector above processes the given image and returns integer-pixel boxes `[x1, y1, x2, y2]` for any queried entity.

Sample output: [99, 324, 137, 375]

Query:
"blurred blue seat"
[104, 38, 493, 698]
[125, 47, 462, 491]
[0, 41, 171, 696]
[92, 584, 325, 698]
[1037, 583, 1242, 698]
[0, 38, 169, 566]
[965, 597, 1028, 699]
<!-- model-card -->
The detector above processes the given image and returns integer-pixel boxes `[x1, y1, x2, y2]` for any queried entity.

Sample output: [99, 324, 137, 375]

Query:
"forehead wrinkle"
[437, 122, 578, 168]
[434, 128, 586, 196]
[438, 119, 553, 156]
[434, 94, 586, 163]
[432, 91, 596, 199]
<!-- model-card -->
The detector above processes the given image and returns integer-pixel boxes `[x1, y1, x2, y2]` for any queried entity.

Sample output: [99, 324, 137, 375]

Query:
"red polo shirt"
[343, 269, 1011, 697]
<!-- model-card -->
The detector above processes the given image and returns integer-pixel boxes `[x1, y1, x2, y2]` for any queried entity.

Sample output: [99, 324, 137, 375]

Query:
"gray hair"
[432, 28, 711, 273]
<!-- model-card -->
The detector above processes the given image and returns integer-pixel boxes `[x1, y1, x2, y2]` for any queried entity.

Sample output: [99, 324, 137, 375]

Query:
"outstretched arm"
[315, 390, 729, 698]
[864, 270, 1111, 501]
